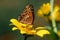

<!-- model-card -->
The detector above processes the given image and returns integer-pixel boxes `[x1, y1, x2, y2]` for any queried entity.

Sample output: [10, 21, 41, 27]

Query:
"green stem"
[50, 0, 57, 33]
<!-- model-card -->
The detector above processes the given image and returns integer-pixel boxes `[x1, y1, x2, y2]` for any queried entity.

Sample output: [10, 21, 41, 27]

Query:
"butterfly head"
[25, 4, 34, 12]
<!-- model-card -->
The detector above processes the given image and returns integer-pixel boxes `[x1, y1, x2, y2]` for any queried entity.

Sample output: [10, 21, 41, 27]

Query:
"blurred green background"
[0, 0, 60, 40]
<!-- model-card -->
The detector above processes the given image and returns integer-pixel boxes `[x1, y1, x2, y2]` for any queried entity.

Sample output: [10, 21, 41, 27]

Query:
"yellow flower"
[49, 6, 60, 21]
[10, 19, 50, 37]
[37, 3, 60, 22]
[57, 30, 60, 37]
[36, 30, 50, 37]
[10, 19, 34, 34]
[41, 3, 50, 14]
[37, 3, 50, 16]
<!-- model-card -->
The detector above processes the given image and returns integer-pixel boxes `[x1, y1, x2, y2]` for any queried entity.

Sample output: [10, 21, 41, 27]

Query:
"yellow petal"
[37, 10, 43, 16]
[35, 27, 45, 30]
[36, 30, 50, 37]
[41, 3, 50, 14]
[57, 30, 60, 37]
[12, 27, 18, 31]
[26, 30, 36, 35]
[49, 6, 60, 21]
[37, 3, 50, 17]
[20, 31, 26, 34]
[10, 19, 26, 30]
[52, 6, 59, 18]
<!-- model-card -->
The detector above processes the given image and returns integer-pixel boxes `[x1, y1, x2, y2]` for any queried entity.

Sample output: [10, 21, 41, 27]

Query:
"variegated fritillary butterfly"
[18, 4, 34, 25]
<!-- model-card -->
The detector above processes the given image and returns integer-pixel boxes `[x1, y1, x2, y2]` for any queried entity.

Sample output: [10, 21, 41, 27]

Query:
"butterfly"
[10, 4, 50, 38]
[18, 4, 34, 25]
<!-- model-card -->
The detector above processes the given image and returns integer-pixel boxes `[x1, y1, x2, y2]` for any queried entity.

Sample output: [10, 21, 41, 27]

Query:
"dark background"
[0, 0, 60, 40]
